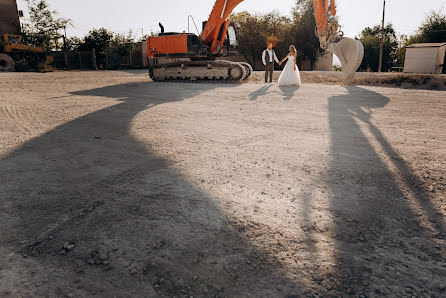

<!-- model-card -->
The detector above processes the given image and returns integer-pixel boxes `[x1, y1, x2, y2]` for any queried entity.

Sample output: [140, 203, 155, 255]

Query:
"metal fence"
[50, 50, 97, 70]
[49, 42, 148, 70]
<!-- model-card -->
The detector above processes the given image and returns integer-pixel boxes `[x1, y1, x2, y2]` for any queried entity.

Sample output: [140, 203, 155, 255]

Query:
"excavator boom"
[313, 0, 364, 83]
[147, 0, 363, 84]
[201, 0, 244, 53]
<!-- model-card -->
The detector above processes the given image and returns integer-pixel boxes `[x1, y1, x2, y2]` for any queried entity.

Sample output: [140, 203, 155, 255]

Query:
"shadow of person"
[278, 86, 300, 100]
[327, 86, 445, 295]
[0, 81, 306, 297]
[248, 84, 271, 101]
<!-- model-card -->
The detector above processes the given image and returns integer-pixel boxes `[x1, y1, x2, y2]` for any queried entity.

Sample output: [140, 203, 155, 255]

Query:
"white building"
[404, 43, 446, 74]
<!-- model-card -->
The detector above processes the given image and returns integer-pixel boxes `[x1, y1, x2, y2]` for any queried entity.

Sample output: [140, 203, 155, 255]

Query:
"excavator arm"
[147, 0, 363, 83]
[200, 0, 363, 82]
[201, 0, 244, 54]
[313, 0, 364, 83]
[313, 0, 336, 48]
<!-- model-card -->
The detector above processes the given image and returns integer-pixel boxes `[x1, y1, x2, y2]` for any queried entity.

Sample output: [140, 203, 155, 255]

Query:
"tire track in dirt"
[0, 104, 45, 137]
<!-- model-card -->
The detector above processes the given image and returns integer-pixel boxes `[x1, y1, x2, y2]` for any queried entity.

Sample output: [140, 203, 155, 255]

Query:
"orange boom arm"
[147, 0, 363, 84]
[201, 0, 244, 54]
[313, 0, 337, 46]
[313, 0, 328, 35]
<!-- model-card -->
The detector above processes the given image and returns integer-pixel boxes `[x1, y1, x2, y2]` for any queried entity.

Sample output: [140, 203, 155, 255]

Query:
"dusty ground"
[0, 70, 445, 297]
[249, 71, 446, 90]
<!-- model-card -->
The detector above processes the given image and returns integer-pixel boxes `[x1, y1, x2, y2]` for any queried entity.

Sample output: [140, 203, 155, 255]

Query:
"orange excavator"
[147, 0, 363, 83]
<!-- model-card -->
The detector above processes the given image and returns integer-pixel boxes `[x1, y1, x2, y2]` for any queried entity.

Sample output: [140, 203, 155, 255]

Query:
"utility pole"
[139, 28, 144, 40]
[378, 0, 386, 72]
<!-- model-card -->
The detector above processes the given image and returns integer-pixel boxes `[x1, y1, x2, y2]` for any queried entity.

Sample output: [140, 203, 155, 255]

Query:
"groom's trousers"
[265, 61, 274, 83]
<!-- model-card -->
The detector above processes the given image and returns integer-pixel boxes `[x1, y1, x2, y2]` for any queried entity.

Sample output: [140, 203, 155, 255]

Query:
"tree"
[110, 30, 136, 56]
[78, 28, 136, 56]
[231, 11, 288, 67]
[231, 0, 326, 70]
[78, 28, 114, 53]
[21, 0, 71, 50]
[76, 28, 137, 69]
[415, 11, 446, 43]
[291, 0, 323, 67]
[64, 37, 83, 51]
[397, 11, 446, 67]
[357, 24, 398, 72]
[262, 11, 293, 52]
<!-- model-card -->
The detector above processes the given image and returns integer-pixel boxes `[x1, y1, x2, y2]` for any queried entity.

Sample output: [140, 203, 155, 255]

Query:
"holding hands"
[279, 46, 298, 70]
[277, 45, 301, 86]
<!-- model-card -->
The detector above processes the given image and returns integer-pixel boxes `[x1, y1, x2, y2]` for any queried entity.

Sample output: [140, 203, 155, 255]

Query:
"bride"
[278, 45, 301, 86]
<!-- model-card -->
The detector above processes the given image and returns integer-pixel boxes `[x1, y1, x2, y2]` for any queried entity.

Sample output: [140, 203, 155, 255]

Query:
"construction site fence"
[49, 43, 148, 70]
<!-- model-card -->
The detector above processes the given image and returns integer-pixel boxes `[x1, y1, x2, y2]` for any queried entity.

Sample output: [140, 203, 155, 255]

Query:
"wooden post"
[64, 51, 68, 69]
[141, 41, 146, 67]
[105, 49, 109, 70]
[79, 52, 82, 69]
[92, 48, 97, 70]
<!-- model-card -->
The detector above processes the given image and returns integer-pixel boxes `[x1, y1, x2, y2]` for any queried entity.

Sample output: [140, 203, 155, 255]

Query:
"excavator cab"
[226, 25, 238, 47]
[148, 0, 363, 84]
[221, 23, 239, 56]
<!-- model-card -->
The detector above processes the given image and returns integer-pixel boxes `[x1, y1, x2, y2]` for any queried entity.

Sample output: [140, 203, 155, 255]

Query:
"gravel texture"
[0, 70, 445, 297]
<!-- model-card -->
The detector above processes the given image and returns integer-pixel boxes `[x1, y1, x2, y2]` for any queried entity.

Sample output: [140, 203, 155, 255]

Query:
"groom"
[262, 42, 280, 83]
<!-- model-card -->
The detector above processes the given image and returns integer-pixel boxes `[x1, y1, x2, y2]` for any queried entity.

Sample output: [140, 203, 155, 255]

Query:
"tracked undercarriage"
[147, 0, 364, 86]
[149, 60, 252, 83]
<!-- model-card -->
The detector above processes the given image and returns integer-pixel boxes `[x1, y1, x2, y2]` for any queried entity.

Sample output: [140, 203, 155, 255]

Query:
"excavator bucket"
[327, 37, 364, 85]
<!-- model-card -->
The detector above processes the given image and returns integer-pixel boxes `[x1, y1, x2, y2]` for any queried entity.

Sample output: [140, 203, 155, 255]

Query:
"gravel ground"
[0, 70, 445, 297]
[249, 70, 446, 90]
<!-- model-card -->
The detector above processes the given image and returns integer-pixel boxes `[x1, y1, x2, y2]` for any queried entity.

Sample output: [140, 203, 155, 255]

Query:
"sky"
[17, 0, 446, 40]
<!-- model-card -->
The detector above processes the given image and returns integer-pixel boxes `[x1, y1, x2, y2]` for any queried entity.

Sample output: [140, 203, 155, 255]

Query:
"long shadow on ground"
[327, 86, 446, 296]
[0, 82, 307, 297]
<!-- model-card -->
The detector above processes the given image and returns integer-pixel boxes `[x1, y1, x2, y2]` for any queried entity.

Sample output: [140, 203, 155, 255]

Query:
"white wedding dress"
[278, 55, 301, 86]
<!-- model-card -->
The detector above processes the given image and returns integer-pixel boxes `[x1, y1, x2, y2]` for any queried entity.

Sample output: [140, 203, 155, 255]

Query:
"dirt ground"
[0, 70, 445, 297]
[250, 70, 446, 90]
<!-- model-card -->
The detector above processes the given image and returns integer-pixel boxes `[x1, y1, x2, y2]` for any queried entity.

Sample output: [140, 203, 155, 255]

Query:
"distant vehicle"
[0, 33, 52, 71]
[0, 0, 52, 71]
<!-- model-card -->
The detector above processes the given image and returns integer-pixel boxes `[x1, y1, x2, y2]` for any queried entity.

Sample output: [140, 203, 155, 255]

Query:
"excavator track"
[149, 60, 249, 83]
[239, 62, 253, 80]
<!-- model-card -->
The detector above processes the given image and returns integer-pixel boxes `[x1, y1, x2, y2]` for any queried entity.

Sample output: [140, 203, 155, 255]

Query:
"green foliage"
[77, 28, 135, 55]
[65, 37, 83, 51]
[357, 24, 398, 72]
[415, 11, 446, 43]
[291, 0, 323, 64]
[231, 11, 289, 66]
[231, 0, 323, 69]
[78, 28, 114, 53]
[332, 65, 342, 72]
[21, 0, 71, 50]
[13, 51, 50, 72]
[110, 30, 136, 56]
[75, 28, 136, 69]
[397, 11, 446, 66]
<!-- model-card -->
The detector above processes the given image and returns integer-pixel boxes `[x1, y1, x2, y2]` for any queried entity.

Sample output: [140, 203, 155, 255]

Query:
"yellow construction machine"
[0, 0, 52, 71]
[0, 33, 52, 71]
